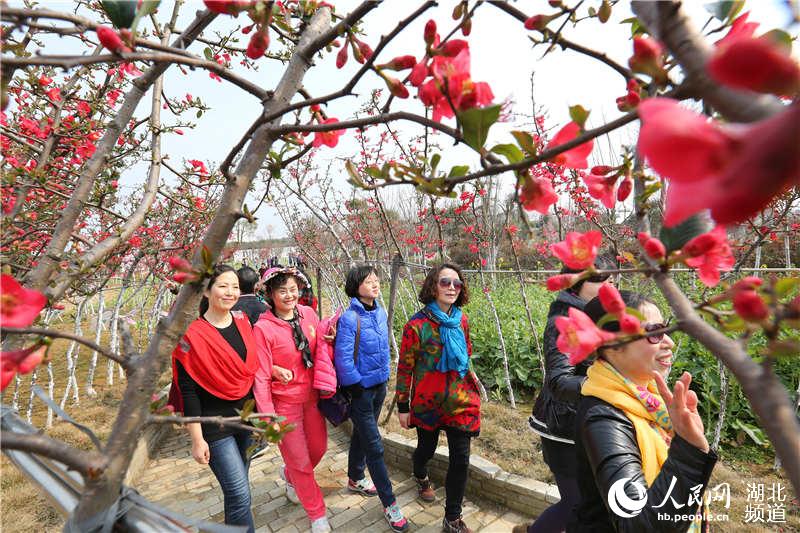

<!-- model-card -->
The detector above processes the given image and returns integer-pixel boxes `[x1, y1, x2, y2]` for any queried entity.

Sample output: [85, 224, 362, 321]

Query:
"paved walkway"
[137, 425, 531, 532]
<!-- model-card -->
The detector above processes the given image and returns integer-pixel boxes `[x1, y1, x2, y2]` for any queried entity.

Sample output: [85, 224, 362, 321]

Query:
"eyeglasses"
[438, 277, 464, 290]
[643, 322, 669, 344]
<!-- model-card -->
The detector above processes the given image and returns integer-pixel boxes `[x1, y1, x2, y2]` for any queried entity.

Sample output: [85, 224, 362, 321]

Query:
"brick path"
[137, 425, 532, 532]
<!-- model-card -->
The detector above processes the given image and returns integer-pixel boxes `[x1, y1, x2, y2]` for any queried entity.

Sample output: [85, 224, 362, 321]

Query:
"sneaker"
[442, 516, 473, 533]
[348, 477, 378, 497]
[280, 466, 300, 504]
[414, 475, 436, 502]
[511, 525, 530, 533]
[383, 501, 409, 532]
[310, 517, 331, 533]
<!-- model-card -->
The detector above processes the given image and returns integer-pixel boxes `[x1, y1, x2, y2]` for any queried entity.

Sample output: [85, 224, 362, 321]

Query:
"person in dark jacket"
[232, 266, 267, 325]
[335, 265, 408, 533]
[568, 290, 717, 532]
[520, 255, 616, 533]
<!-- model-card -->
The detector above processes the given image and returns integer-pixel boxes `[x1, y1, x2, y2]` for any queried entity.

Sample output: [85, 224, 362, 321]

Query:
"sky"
[12, 1, 798, 238]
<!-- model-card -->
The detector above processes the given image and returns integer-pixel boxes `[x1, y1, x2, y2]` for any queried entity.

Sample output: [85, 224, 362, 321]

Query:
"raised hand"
[653, 371, 710, 453]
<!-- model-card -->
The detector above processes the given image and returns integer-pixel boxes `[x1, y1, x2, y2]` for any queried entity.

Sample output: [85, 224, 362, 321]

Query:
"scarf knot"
[425, 303, 469, 377]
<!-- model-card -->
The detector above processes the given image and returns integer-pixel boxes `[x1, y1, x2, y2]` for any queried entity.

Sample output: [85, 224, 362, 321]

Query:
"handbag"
[318, 312, 359, 426]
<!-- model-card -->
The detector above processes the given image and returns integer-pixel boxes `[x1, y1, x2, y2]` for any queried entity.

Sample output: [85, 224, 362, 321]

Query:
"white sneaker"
[280, 466, 300, 504]
[310, 517, 331, 533]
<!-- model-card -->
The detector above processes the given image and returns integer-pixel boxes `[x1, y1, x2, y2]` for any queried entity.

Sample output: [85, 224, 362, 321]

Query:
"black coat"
[531, 290, 592, 440]
[568, 396, 717, 532]
[232, 294, 267, 326]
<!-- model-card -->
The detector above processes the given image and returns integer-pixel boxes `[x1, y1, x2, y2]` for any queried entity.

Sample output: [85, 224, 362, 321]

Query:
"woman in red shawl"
[170, 264, 259, 532]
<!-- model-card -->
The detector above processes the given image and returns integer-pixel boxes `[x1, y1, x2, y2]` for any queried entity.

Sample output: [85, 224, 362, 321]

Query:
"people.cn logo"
[607, 477, 648, 518]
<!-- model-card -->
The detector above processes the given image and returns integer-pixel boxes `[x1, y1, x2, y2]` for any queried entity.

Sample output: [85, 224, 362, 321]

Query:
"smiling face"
[203, 271, 240, 314]
[270, 276, 299, 316]
[358, 272, 381, 301]
[604, 302, 674, 385]
[434, 267, 463, 311]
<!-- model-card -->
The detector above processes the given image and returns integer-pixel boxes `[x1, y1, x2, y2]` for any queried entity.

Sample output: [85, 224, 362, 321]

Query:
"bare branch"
[1, 432, 107, 478]
[1, 327, 127, 367]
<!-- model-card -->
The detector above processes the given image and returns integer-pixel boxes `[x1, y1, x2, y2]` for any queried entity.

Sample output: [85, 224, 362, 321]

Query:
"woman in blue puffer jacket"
[334, 264, 408, 532]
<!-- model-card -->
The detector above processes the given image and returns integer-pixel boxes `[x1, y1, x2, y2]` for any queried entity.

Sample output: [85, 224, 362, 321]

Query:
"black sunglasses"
[643, 322, 670, 344]
[438, 277, 464, 290]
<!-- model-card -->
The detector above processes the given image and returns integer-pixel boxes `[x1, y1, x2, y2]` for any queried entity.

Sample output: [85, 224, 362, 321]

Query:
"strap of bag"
[353, 313, 360, 365]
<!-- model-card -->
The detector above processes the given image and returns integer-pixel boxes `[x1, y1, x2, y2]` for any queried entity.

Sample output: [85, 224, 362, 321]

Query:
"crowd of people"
[169, 259, 716, 533]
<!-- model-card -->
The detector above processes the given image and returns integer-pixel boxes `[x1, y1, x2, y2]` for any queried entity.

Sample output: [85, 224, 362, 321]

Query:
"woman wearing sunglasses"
[568, 290, 717, 532]
[396, 263, 481, 533]
[252, 267, 336, 533]
[521, 255, 617, 533]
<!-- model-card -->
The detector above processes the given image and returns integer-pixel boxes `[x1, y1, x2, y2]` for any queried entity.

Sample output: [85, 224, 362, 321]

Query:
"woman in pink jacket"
[253, 267, 336, 533]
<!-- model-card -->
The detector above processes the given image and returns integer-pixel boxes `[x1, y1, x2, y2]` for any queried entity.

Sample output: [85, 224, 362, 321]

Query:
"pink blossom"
[550, 231, 603, 270]
[545, 122, 593, 169]
[682, 226, 735, 287]
[555, 307, 616, 365]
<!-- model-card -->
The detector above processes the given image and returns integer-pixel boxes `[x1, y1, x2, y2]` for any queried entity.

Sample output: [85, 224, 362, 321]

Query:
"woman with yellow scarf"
[568, 290, 717, 532]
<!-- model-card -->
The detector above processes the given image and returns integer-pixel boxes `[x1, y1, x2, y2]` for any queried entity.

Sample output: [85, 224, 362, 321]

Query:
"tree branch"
[1, 431, 107, 479]
[1, 327, 127, 367]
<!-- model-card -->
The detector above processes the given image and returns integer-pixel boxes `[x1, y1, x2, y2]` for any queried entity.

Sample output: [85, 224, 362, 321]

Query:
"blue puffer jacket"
[334, 297, 390, 388]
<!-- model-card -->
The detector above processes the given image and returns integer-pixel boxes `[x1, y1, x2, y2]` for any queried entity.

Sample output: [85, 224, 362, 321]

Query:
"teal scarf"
[425, 303, 469, 377]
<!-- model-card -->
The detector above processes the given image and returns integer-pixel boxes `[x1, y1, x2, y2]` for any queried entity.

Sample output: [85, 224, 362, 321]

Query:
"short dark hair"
[418, 263, 469, 307]
[236, 266, 259, 294]
[263, 272, 305, 306]
[345, 264, 379, 298]
[199, 264, 237, 317]
[566, 251, 618, 295]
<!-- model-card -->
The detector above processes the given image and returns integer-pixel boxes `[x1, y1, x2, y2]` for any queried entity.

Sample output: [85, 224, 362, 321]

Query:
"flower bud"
[168, 256, 192, 272]
[355, 38, 373, 61]
[96, 26, 129, 54]
[524, 14, 552, 31]
[616, 176, 633, 202]
[590, 165, 614, 175]
[619, 313, 641, 334]
[385, 75, 409, 98]
[424, 20, 437, 45]
[246, 28, 269, 59]
[381, 55, 416, 71]
[599, 283, 626, 315]
[336, 44, 348, 68]
[546, 273, 577, 292]
[733, 290, 769, 321]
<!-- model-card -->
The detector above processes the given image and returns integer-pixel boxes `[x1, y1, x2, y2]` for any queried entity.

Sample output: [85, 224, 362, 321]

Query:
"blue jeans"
[347, 381, 395, 507]
[208, 431, 255, 533]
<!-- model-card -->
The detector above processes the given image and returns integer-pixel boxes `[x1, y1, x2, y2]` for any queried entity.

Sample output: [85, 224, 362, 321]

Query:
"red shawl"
[168, 311, 258, 414]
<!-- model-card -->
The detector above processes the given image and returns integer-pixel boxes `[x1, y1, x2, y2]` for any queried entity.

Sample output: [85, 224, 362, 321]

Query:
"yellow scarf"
[581, 359, 672, 486]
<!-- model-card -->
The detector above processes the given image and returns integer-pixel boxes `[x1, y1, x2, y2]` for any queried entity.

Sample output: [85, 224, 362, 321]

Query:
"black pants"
[413, 426, 472, 520]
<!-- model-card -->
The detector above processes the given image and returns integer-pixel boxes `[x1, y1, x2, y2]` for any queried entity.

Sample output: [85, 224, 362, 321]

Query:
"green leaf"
[568, 104, 590, 129]
[137, 0, 160, 17]
[731, 419, 767, 446]
[775, 277, 800, 298]
[448, 165, 470, 178]
[204, 47, 214, 61]
[201, 244, 212, 271]
[430, 153, 441, 174]
[196, 110, 203, 119]
[490, 143, 524, 164]
[762, 29, 793, 53]
[659, 214, 711, 253]
[345, 160, 364, 187]
[458, 104, 501, 151]
[510, 130, 537, 156]
[100, 0, 138, 29]
[704, 1, 745, 21]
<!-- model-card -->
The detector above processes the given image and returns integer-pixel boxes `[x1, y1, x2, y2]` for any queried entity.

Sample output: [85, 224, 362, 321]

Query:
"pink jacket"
[252, 305, 336, 414]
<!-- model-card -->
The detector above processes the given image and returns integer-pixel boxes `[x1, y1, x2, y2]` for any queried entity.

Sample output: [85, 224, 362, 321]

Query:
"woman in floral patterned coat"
[396, 263, 481, 533]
